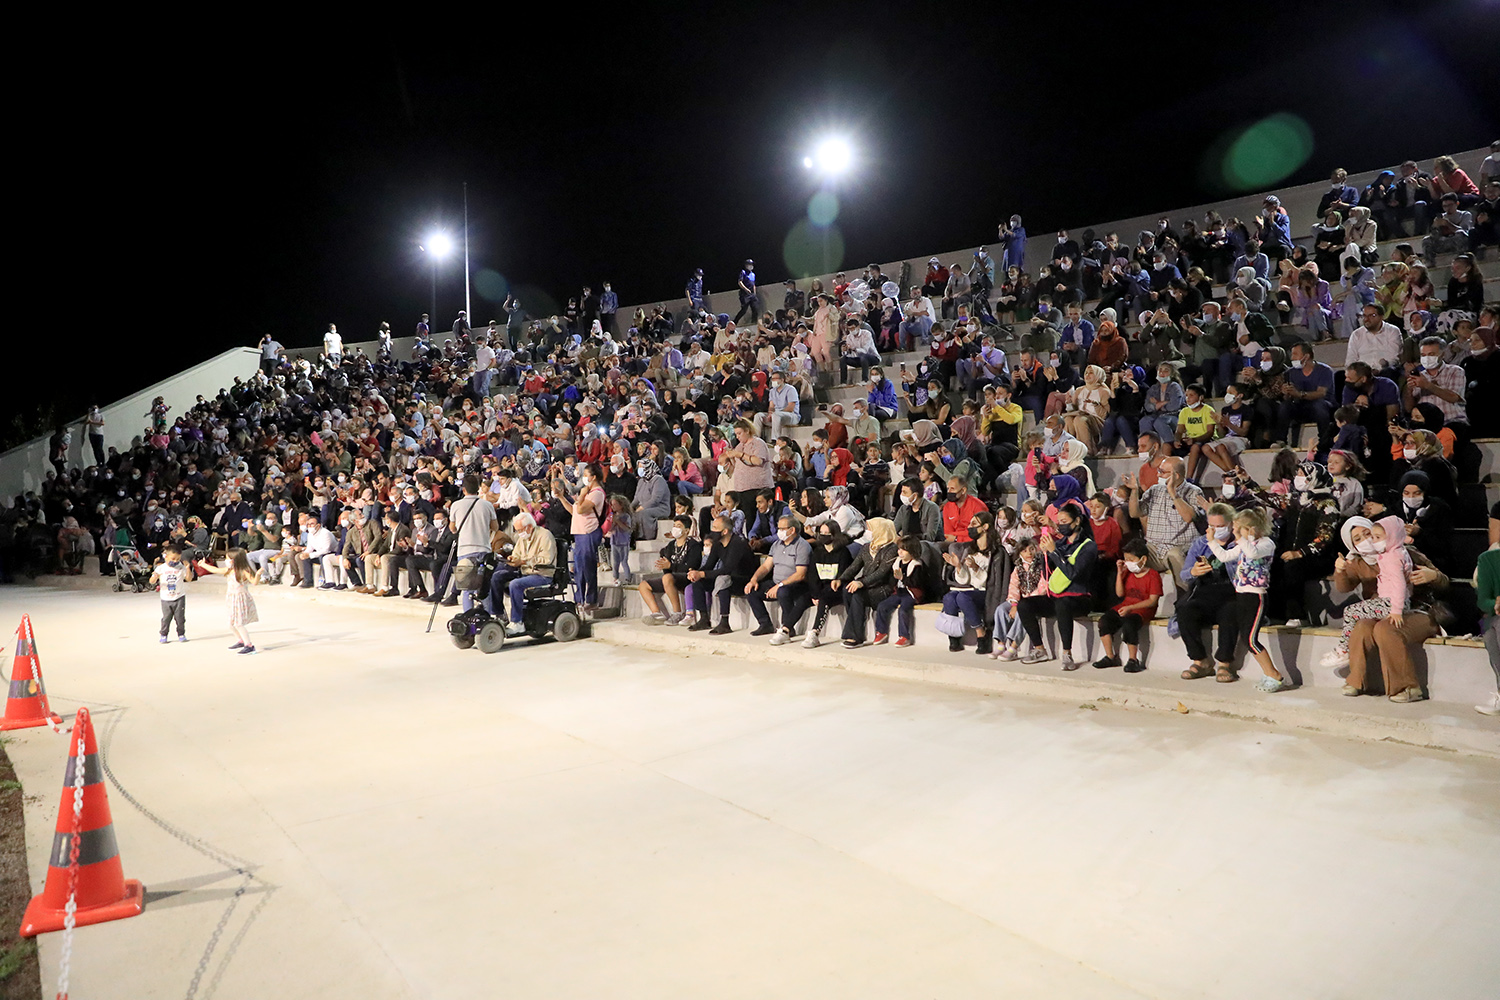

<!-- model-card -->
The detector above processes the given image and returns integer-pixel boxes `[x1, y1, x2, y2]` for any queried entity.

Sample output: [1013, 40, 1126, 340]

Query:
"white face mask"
[1221, 484, 1236, 498]
[1138, 450, 1152, 461]
[671, 525, 685, 537]
[1153, 261, 1166, 271]
[1293, 475, 1308, 492]
[1402, 446, 1418, 460]
[1260, 360, 1274, 372]
[1354, 539, 1378, 554]
[1124, 561, 1142, 574]
[1213, 525, 1232, 541]
[1420, 354, 1441, 370]
[1223, 393, 1237, 406]
[1403, 494, 1423, 509]
[779, 529, 796, 543]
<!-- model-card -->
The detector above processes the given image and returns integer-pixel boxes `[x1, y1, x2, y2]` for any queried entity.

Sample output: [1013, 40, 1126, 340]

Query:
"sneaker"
[1319, 649, 1349, 668]
[997, 646, 1019, 661]
[228, 641, 244, 650]
[1256, 676, 1286, 693]
[505, 623, 527, 637]
[643, 613, 667, 626]
[1282, 618, 1304, 628]
[769, 629, 791, 646]
[1388, 687, 1427, 703]
[1020, 647, 1052, 664]
[159, 636, 168, 644]
[1342, 684, 1361, 697]
[1061, 657, 1080, 671]
[177, 635, 188, 643]
[1475, 692, 1500, 716]
[871, 632, 889, 645]
[665, 612, 685, 626]
[841, 639, 861, 649]
[802, 631, 821, 649]
[238, 645, 257, 655]
[750, 624, 775, 637]
[1123, 658, 1144, 674]
[894, 636, 911, 647]
[1092, 655, 1121, 670]
[709, 621, 733, 635]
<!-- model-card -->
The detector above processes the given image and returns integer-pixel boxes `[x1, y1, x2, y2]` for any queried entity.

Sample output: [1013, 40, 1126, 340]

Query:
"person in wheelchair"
[495, 512, 557, 637]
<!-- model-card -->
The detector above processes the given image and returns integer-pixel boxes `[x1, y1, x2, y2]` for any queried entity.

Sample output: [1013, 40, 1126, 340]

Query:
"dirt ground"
[0, 737, 41, 1000]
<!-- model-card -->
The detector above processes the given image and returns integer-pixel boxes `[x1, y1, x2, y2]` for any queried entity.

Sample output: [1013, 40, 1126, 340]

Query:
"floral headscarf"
[826, 485, 850, 511]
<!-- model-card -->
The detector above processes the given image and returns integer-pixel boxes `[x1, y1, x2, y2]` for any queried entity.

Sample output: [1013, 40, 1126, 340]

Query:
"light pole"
[420, 232, 454, 329]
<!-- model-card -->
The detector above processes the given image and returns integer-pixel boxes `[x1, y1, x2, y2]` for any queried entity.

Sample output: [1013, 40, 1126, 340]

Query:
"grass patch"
[0, 940, 35, 983]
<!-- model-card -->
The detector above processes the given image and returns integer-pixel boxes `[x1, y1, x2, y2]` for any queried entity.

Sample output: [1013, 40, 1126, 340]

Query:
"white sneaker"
[802, 631, 821, 649]
[1476, 692, 1500, 716]
[768, 629, 791, 646]
[643, 613, 667, 626]
[504, 623, 527, 637]
[1319, 649, 1349, 668]
[1283, 619, 1304, 628]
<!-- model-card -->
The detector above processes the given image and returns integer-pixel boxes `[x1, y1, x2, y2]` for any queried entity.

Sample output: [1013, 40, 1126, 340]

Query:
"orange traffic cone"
[1, 614, 62, 731]
[19, 707, 145, 937]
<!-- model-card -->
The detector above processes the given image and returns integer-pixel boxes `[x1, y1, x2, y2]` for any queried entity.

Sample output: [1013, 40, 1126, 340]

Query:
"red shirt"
[942, 495, 988, 542]
[1089, 515, 1122, 559]
[1114, 567, 1163, 616]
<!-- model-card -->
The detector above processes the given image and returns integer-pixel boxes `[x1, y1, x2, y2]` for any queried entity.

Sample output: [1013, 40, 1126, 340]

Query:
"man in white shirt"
[301, 521, 336, 589]
[684, 340, 711, 371]
[84, 405, 106, 464]
[473, 337, 497, 398]
[899, 288, 936, 348]
[1345, 305, 1402, 373]
[839, 317, 882, 385]
[322, 324, 344, 363]
[755, 371, 801, 441]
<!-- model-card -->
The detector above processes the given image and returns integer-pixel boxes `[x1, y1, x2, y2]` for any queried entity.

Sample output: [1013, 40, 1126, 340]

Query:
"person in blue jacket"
[999, 216, 1027, 273]
[866, 368, 899, 422]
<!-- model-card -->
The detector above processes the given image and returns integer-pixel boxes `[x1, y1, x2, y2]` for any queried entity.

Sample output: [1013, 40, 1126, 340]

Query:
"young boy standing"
[152, 544, 190, 643]
[1093, 537, 1161, 672]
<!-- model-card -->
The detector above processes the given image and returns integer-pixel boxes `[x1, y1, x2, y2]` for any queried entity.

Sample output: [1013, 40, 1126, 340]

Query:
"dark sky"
[13, 3, 1498, 445]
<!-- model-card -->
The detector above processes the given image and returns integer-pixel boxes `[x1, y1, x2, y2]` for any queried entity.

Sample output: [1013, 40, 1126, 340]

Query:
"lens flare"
[807, 191, 840, 227]
[475, 268, 508, 302]
[783, 219, 844, 278]
[1220, 113, 1314, 190]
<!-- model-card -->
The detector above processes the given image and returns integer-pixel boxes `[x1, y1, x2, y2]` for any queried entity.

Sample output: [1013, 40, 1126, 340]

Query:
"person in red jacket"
[1087, 491, 1124, 607]
[941, 475, 988, 542]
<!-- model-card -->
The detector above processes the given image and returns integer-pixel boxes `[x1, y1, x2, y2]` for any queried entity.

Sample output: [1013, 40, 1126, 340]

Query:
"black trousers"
[1018, 594, 1091, 649]
[746, 579, 812, 632]
[1098, 609, 1146, 645]
[1177, 583, 1239, 663]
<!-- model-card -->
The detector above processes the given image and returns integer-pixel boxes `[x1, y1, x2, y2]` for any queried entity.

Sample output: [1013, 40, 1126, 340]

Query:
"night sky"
[15, 4, 1498, 446]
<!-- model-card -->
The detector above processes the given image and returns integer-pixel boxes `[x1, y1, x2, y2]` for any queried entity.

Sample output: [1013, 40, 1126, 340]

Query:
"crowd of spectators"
[4, 148, 1498, 714]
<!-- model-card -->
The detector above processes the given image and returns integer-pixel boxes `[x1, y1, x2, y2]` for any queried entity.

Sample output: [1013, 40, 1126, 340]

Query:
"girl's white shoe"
[1319, 649, 1349, 668]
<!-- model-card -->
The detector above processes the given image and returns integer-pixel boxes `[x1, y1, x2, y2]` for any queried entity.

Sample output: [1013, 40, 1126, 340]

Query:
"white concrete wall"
[618, 146, 1490, 323]
[0, 347, 264, 498]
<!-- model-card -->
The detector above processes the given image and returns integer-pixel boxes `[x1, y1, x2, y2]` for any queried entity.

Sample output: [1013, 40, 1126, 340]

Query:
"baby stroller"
[111, 528, 153, 593]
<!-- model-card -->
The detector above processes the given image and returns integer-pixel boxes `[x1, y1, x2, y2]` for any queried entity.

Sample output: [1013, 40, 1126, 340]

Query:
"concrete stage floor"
[3, 579, 1498, 999]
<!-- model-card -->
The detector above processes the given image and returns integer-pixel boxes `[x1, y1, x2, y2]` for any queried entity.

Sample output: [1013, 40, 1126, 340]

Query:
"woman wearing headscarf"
[1262, 460, 1342, 624]
[938, 437, 981, 495]
[1042, 472, 1084, 522]
[1386, 428, 1457, 506]
[803, 485, 871, 546]
[631, 458, 671, 539]
[836, 517, 899, 648]
[1333, 517, 1450, 703]
[1365, 469, 1454, 575]
[907, 419, 944, 457]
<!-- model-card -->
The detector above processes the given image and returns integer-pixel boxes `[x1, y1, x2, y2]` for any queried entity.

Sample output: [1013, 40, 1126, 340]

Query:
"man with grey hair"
[1123, 455, 1203, 582]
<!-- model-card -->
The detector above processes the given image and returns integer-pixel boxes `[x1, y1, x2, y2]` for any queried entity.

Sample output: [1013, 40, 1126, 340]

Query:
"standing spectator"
[685, 268, 706, 315]
[733, 259, 759, 325]
[551, 462, 604, 616]
[258, 334, 284, 376]
[322, 323, 343, 363]
[598, 282, 618, 334]
[84, 404, 105, 465]
[721, 419, 774, 516]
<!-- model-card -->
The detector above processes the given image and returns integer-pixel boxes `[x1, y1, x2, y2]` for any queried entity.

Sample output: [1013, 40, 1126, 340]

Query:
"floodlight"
[426, 232, 454, 259]
[812, 138, 853, 176]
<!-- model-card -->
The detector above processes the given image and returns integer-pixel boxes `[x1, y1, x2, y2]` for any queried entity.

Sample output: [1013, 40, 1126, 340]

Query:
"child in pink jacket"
[1323, 515, 1412, 668]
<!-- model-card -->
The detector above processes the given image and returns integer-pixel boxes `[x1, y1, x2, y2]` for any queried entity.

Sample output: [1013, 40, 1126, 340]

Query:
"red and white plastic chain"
[55, 725, 86, 1000]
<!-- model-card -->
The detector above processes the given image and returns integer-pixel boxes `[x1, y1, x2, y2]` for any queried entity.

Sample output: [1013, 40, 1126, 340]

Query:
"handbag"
[453, 557, 484, 591]
[934, 611, 966, 637]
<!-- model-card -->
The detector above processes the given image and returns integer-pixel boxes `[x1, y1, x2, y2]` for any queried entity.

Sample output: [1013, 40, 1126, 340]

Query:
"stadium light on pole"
[805, 137, 853, 178]
[420, 232, 454, 329]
